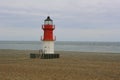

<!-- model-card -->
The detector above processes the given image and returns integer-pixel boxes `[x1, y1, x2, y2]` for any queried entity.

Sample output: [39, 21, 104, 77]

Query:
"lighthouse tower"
[41, 16, 59, 59]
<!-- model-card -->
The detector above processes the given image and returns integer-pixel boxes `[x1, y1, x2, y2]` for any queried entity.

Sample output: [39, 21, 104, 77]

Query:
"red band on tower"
[41, 16, 55, 41]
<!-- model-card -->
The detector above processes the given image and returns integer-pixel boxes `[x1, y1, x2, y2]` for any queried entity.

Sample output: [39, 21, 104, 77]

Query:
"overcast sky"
[0, 0, 120, 41]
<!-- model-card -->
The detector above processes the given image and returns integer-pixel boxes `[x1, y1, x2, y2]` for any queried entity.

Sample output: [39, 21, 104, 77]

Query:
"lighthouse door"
[44, 46, 47, 54]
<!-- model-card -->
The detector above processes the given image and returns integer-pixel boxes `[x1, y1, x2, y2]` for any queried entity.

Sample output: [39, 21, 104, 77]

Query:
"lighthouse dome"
[44, 16, 53, 25]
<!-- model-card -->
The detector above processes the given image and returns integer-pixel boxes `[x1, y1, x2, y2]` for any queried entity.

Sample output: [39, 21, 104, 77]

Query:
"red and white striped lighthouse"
[41, 16, 59, 59]
[41, 16, 55, 54]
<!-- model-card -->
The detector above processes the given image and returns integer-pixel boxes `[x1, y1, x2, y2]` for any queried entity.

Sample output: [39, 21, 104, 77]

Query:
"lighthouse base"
[41, 54, 59, 59]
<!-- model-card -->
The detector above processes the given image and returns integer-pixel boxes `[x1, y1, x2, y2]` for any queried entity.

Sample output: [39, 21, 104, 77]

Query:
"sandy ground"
[0, 49, 120, 80]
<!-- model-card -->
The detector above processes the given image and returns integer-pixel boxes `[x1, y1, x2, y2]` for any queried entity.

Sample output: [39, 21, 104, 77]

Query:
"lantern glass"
[44, 21, 53, 25]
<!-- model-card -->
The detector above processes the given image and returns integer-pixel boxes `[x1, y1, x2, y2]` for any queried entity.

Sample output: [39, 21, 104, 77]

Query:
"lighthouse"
[41, 16, 59, 59]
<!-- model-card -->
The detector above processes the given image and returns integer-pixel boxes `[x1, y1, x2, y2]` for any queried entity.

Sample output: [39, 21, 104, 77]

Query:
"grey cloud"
[0, 0, 120, 41]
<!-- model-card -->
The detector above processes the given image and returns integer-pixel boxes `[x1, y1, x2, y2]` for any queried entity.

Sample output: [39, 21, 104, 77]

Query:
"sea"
[0, 41, 120, 53]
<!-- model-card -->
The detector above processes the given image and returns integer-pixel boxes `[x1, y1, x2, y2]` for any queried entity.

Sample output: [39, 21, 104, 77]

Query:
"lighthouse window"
[45, 21, 53, 25]
[49, 21, 53, 24]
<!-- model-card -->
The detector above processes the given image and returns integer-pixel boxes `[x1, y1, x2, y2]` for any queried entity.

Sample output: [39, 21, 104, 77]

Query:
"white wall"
[42, 41, 54, 54]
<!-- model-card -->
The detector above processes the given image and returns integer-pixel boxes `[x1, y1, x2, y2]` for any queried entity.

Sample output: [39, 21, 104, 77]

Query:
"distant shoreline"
[0, 49, 120, 54]
[0, 41, 120, 53]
